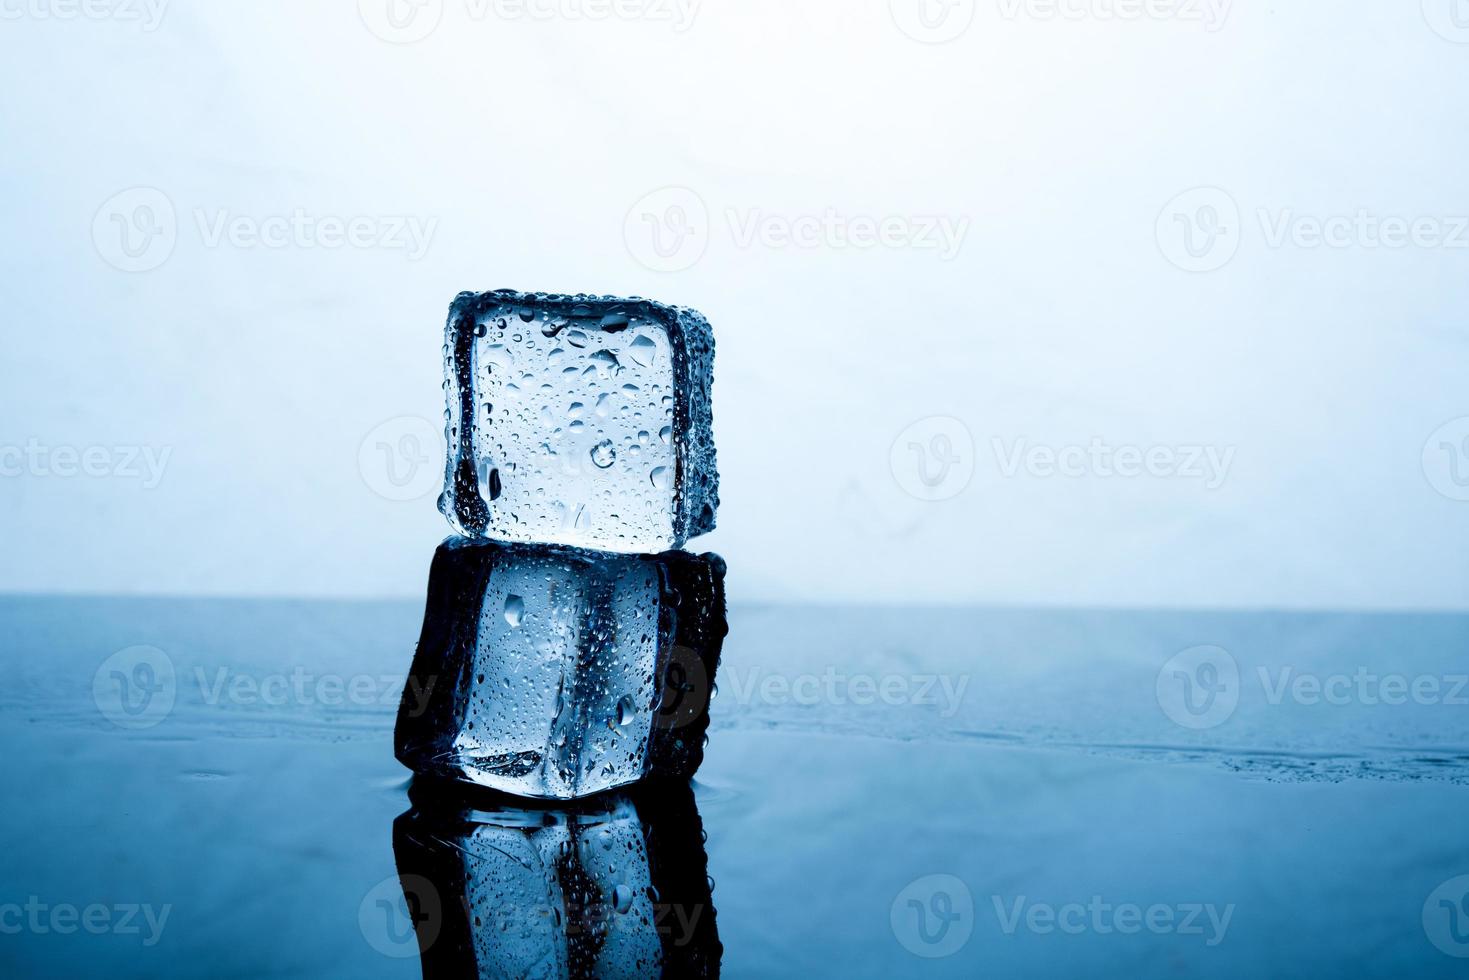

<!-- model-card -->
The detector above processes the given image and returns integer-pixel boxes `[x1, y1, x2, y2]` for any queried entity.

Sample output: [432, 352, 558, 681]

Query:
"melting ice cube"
[439, 290, 719, 554]
[394, 538, 728, 800]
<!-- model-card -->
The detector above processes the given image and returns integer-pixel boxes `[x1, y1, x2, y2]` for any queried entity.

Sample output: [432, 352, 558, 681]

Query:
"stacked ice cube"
[396, 290, 725, 802]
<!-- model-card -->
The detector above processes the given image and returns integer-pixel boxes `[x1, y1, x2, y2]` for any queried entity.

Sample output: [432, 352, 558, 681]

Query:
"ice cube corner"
[439, 290, 719, 554]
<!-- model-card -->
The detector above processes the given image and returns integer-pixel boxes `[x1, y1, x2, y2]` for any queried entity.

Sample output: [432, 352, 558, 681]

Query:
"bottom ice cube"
[395, 538, 727, 800]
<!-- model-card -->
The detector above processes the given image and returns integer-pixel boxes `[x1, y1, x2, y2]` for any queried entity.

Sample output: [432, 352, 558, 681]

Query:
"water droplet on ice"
[659, 425, 672, 445]
[612, 884, 634, 914]
[616, 695, 636, 727]
[504, 595, 524, 627]
[650, 467, 671, 490]
[628, 335, 658, 367]
[591, 440, 617, 469]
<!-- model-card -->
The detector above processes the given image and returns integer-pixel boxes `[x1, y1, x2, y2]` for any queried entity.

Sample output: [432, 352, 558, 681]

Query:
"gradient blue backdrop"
[1, 0, 1466, 609]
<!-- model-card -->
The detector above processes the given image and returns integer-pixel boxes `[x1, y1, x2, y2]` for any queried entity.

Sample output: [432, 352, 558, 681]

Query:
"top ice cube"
[439, 290, 718, 553]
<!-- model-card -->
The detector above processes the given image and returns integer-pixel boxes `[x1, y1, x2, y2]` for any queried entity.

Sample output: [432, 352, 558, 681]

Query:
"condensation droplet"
[628, 335, 658, 367]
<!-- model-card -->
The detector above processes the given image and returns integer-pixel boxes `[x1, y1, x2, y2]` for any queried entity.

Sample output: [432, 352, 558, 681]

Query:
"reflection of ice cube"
[395, 538, 727, 800]
[440, 289, 719, 554]
[393, 779, 722, 979]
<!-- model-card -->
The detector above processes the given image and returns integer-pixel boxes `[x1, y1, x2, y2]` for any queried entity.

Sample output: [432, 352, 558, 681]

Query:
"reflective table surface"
[2, 596, 1467, 977]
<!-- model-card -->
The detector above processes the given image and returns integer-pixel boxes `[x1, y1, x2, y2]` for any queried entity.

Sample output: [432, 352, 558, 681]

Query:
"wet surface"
[1, 596, 1467, 977]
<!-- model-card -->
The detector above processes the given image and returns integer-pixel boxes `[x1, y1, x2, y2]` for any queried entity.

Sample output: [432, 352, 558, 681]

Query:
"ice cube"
[393, 778, 721, 978]
[439, 289, 719, 554]
[395, 538, 727, 800]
